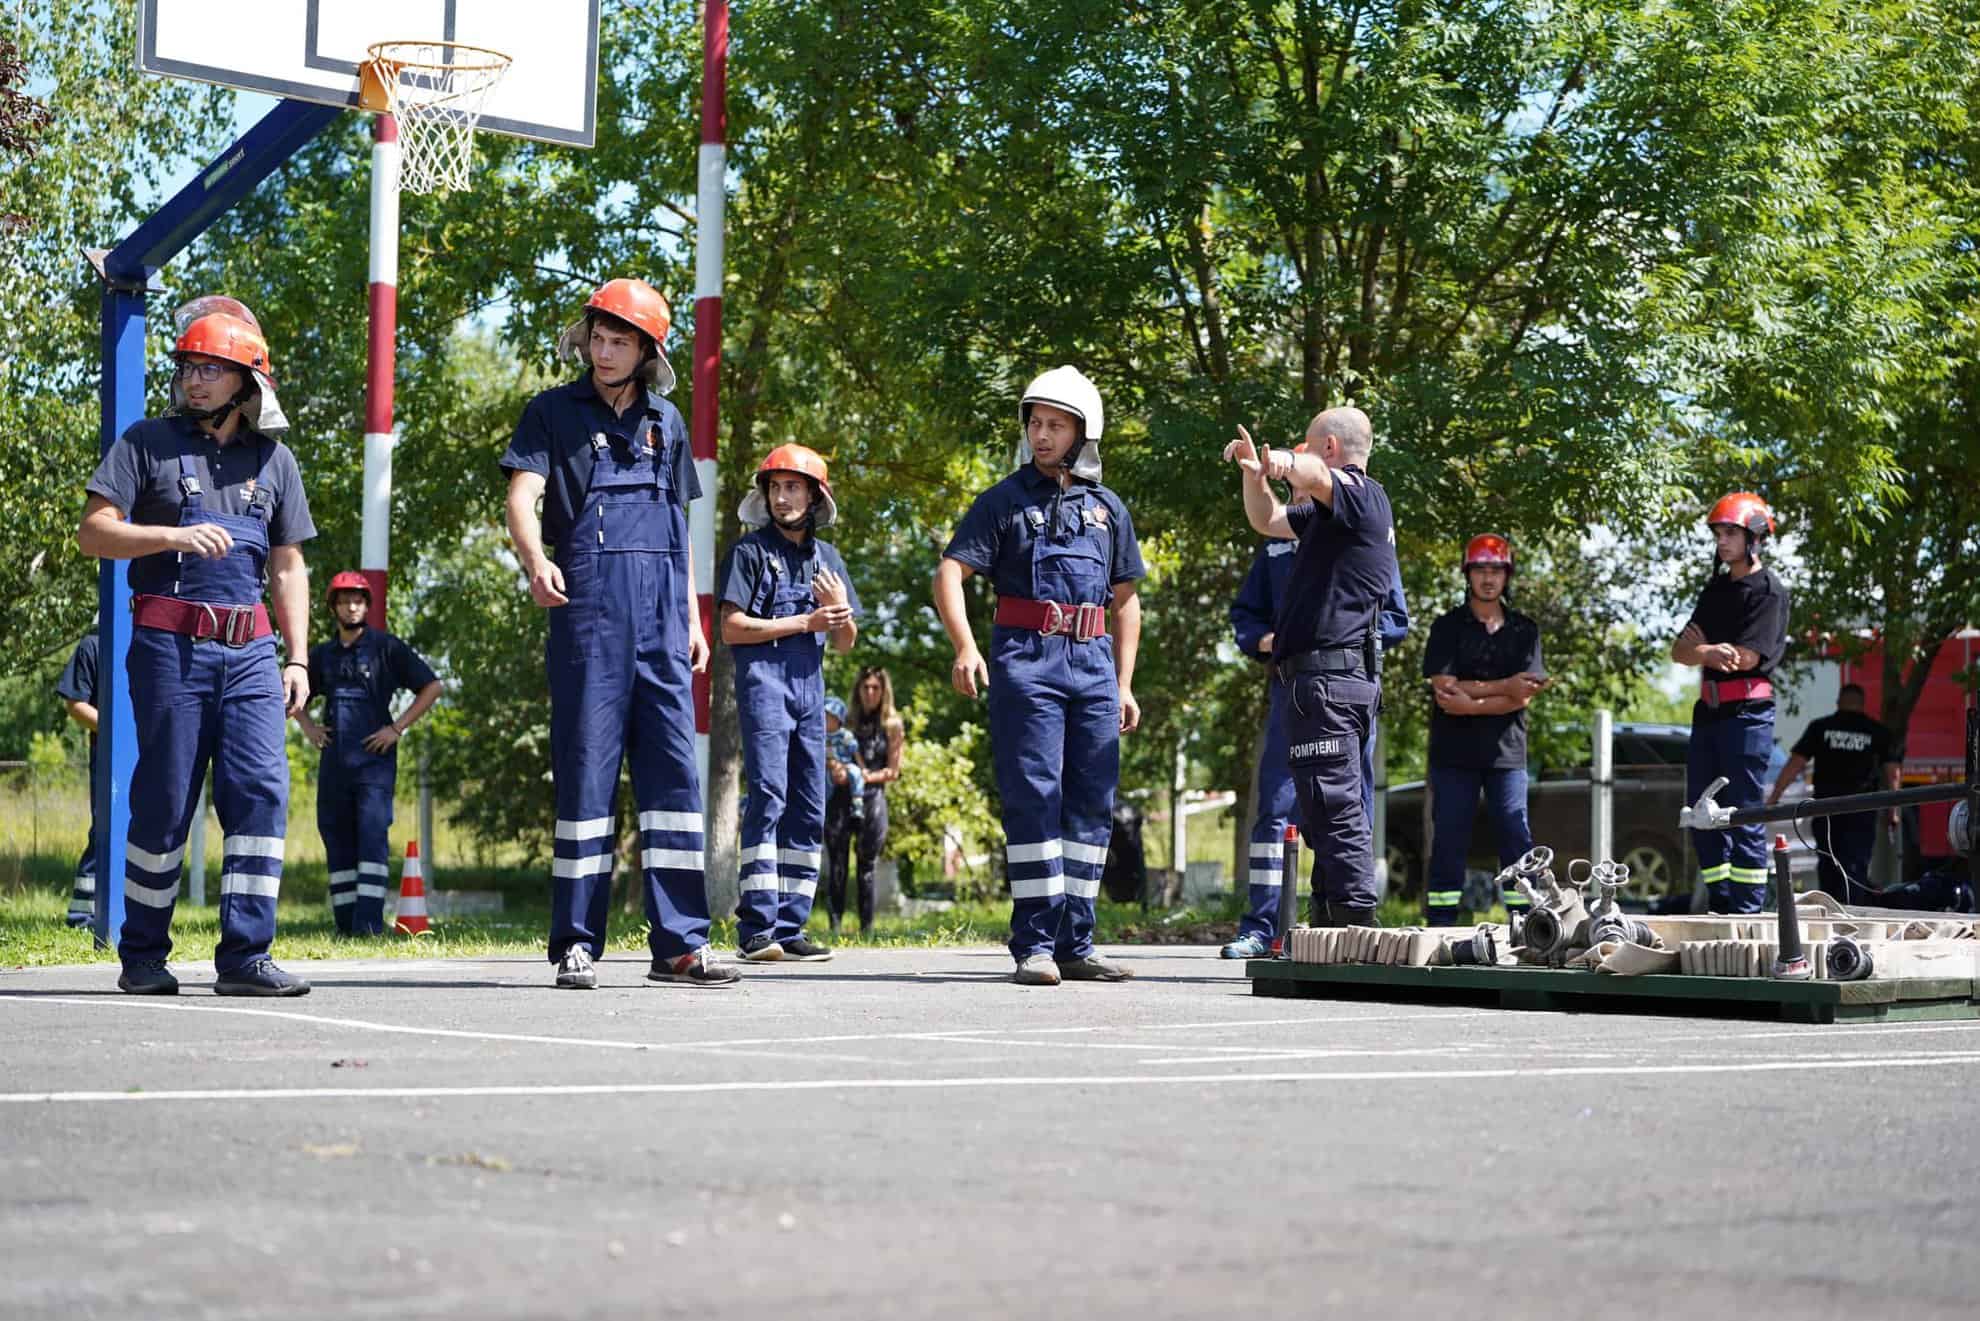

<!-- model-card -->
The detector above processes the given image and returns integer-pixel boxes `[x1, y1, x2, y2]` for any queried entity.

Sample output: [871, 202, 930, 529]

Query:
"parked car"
[1385, 722, 1815, 911]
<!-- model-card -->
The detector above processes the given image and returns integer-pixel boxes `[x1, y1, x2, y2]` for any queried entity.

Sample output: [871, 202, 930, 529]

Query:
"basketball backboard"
[137, 1, 600, 147]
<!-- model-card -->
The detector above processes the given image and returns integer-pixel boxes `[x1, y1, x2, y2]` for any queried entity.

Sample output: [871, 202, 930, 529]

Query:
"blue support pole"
[87, 99, 339, 956]
[91, 292, 145, 951]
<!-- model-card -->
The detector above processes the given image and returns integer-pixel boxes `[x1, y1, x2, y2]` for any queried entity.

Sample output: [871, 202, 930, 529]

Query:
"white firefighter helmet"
[1015, 365, 1104, 481]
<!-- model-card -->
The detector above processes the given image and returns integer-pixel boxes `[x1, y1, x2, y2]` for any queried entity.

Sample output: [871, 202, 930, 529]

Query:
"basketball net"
[359, 41, 513, 195]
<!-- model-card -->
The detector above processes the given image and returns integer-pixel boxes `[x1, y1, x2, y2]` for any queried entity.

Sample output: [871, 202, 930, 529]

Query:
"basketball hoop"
[358, 41, 513, 195]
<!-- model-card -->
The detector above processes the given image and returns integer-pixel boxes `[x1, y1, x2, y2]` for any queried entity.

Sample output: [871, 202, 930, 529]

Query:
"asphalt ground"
[3, 945, 1978, 1320]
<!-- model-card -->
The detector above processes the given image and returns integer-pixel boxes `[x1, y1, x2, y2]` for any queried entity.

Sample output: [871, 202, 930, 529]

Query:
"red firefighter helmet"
[757, 444, 831, 491]
[1462, 534, 1514, 571]
[326, 571, 372, 604]
[175, 313, 273, 382]
[739, 444, 838, 528]
[1707, 491, 1774, 538]
[585, 278, 673, 347]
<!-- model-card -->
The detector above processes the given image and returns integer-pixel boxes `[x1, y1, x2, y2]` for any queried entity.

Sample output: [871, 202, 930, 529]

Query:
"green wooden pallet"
[1245, 959, 1980, 1024]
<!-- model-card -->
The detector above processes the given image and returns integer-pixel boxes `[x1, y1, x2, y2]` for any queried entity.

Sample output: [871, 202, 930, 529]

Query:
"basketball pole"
[691, 0, 728, 811]
[361, 112, 401, 625]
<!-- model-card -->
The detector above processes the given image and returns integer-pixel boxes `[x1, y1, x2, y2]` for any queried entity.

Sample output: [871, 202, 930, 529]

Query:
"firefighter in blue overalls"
[1674, 492, 1789, 914]
[502, 278, 739, 989]
[294, 571, 443, 935]
[77, 301, 315, 996]
[54, 630, 102, 928]
[1224, 409, 1397, 928]
[719, 444, 859, 962]
[933, 367, 1146, 986]
[1221, 448, 1410, 959]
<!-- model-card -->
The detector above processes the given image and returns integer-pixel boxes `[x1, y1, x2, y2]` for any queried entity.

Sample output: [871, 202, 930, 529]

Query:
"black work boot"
[117, 959, 179, 995]
[1336, 906, 1380, 928]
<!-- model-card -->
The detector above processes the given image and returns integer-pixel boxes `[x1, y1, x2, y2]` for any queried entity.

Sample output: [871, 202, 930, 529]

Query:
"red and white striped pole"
[362, 112, 401, 624]
[690, 1, 727, 799]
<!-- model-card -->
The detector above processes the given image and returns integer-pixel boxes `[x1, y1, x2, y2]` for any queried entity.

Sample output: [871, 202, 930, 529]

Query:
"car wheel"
[1617, 837, 1682, 904]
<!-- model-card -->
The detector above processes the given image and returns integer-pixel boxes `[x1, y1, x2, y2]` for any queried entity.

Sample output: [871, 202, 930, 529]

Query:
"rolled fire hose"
[1828, 935, 1874, 981]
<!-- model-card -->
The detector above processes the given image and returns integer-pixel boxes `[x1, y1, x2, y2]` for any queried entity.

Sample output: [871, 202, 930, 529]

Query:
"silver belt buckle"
[1073, 603, 1104, 643]
[222, 606, 255, 647]
[1039, 602, 1066, 636]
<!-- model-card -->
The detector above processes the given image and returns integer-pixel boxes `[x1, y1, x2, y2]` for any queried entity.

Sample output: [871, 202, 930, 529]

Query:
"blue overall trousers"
[319, 640, 396, 936]
[989, 491, 1119, 963]
[119, 445, 288, 974]
[68, 738, 98, 926]
[1687, 701, 1773, 913]
[733, 551, 827, 946]
[546, 424, 710, 964]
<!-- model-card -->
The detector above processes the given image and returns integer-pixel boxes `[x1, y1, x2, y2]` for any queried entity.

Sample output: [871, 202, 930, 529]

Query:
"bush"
[885, 707, 1002, 902]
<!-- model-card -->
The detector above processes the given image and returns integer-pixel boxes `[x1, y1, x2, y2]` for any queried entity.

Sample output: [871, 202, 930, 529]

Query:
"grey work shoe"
[554, 945, 598, 989]
[117, 958, 179, 995]
[1013, 953, 1062, 986]
[1057, 953, 1135, 982]
[648, 946, 742, 989]
[779, 934, 835, 962]
[214, 958, 311, 997]
[739, 934, 785, 962]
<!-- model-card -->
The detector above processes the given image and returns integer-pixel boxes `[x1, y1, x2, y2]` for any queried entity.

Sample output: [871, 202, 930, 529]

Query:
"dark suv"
[1384, 722, 1813, 908]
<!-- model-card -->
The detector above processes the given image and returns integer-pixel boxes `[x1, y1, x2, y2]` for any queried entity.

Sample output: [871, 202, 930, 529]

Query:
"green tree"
[0, 1, 231, 664]
[1670, 0, 1980, 744]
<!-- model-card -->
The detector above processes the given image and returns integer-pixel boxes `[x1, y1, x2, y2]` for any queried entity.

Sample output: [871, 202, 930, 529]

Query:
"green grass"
[3, 772, 1443, 965]
[0, 873, 1256, 967]
[2, 867, 1444, 968]
[0, 778, 527, 890]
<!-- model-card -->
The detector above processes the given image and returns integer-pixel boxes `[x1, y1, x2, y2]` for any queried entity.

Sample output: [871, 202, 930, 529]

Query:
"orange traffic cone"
[394, 840, 430, 935]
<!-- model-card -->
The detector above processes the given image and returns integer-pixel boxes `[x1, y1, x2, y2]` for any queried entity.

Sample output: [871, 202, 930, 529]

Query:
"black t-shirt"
[1686, 565, 1790, 719]
[1792, 710, 1900, 798]
[1274, 466, 1397, 658]
[1686, 567, 1789, 678]
[1422, 604, 1545, 771]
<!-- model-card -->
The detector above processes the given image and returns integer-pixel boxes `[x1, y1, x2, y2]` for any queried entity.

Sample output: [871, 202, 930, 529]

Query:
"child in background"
[824, 696, 865, 823]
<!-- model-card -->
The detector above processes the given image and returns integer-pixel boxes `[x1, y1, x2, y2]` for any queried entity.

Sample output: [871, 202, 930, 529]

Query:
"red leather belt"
[1701, 676, 1773, 706]
[132, 594, 271, 647]
[994, 597, 1108, 642]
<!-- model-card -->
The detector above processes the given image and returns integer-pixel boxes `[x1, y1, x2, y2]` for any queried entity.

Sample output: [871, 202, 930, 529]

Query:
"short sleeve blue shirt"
[942, 465, 1144, 602]
[718, 527, 861, 651]
[85, 416, 316, 596]
[56, 633, 99, 706]
[307, 628, 440, 732]
[1274, 465, 1397, 657]
[499, 376, 699, 550]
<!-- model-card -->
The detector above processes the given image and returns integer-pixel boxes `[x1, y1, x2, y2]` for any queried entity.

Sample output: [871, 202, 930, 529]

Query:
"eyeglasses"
[174, 361, 236, 383]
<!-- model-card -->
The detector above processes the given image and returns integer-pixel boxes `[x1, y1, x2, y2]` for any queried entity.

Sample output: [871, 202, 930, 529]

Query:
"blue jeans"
[1426, 765, 1532, 926]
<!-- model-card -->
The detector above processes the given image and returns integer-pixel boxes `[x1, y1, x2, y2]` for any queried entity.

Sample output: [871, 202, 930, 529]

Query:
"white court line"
[0, 997, 1485, 1057]
[1727, 1020, 1980, 1041]
[10, 1051, 1980, 1105]
[940, 1035, 1491, 1059]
